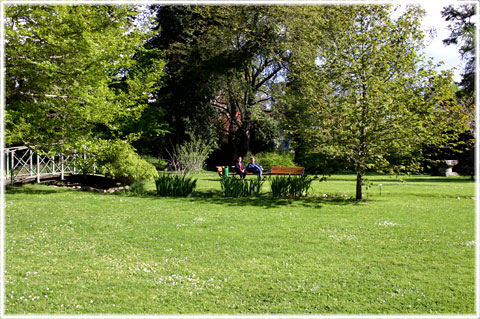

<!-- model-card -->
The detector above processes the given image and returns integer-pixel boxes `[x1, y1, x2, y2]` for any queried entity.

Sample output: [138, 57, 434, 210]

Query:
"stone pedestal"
[438, 160, 459, 176]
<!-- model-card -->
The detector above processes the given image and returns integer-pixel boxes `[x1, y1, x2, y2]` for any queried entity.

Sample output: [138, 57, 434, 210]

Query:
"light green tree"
[5, 5, 165, 153]
[282, 5, 469, 200]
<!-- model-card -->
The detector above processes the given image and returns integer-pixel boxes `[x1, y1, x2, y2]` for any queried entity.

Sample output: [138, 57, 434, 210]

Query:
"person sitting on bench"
[247, 156, 264, 180]
[235, 156, 247, 179]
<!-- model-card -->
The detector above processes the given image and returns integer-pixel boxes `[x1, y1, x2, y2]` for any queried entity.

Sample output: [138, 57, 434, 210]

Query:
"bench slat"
[270, 166, 304, 175]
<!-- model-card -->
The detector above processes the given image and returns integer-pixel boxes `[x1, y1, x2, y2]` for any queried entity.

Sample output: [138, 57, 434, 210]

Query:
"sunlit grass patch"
[5, 173, 475, 314]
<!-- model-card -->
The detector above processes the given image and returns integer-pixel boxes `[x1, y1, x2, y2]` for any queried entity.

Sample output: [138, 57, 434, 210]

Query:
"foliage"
[129, 181, 148, 196]
[220, 176, 263, 197]
[144, 5, 224, 150]
[147, 6, 326, 157]
[95, 141, 158, 186]
[167, 136, 217, 174]
[269, 175, 316, 197]
[282, 5, 469, 200]
[253, 152, 296, 170]
[155, 173, 197, 197]
[142, 155, 168, 171]
[5, 5, 165, 148]
[295, 151, 350, 175]
[442, 4, 476, 96]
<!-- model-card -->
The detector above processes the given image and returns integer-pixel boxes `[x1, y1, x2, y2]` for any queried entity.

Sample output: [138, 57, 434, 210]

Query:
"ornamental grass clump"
[155, 173, 197, 197]
[270, 175, 315, 197]
[220, 176, 264, 197]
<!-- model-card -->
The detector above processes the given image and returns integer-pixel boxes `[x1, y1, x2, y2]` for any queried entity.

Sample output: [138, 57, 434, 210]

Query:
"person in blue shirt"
[247, 156, 264, 180]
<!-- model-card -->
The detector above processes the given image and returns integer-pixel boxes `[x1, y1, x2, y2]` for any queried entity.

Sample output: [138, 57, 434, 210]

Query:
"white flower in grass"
[322, 194, 328, 198]
[376, 221, 399, 227]
[465, 241, 475, 247]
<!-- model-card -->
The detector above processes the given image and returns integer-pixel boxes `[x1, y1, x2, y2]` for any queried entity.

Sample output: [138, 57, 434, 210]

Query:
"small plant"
[155, 173, 197, 197]
[220, 176, 264, 197]
[270, 175, 316, 197]
[129, 180, 148, 196]
[167, 136, 217, 173]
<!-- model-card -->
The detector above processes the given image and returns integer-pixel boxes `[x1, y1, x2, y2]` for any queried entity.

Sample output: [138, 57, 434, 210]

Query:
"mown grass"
[4, 173, 475, 314]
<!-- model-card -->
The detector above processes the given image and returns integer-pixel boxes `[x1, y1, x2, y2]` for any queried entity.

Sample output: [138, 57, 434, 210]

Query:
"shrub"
[129, 180, 147, 196]
[143, 155, 168, 171]
[168, 136, 216, 173]
[254, 152, 296, 170]
[295, 151, 350, 174]
[270, 175, 316, 197]
[155, 173, 197, 197]
[96, 141, 158, 185]
[220, 176, 264, 197]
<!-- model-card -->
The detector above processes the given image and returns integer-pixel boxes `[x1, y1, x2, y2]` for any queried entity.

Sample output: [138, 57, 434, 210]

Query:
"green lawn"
[4, 173, 475, 314]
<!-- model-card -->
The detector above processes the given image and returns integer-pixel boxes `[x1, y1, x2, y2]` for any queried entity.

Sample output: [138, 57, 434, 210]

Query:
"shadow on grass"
[5, 185, 72, 195]
[404, 177, 474, 183]
[186, 191, 360, 209]
[328, 175, 473, 184]
[6, 184, 367, 208]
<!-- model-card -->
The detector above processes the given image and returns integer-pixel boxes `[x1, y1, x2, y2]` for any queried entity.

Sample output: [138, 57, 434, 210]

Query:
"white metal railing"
[3, 145, 94, 185]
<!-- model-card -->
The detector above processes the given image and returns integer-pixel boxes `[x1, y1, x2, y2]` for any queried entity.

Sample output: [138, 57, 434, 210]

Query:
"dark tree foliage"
[442, 4, 476, 96]
[440, 4, 476, 176]
[141, 6, 317, 162]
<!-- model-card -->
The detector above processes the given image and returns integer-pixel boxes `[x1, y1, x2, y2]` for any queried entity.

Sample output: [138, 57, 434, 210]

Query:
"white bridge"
[3, 145, 94, 185]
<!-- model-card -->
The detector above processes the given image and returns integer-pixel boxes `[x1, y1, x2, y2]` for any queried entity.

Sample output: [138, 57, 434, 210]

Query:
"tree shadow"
[403, 177, 473, 183]
[5, 185, 74, 195]
[186, 191, 360, 209]
[327, 175, 473, 184]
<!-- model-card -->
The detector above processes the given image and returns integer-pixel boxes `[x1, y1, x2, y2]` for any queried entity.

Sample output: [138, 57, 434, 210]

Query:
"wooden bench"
[216, 165, 304, 176]
[270, 166, 305, 175]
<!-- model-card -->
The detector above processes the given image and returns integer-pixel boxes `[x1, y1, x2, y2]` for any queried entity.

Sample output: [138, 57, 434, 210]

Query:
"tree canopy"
[5, 5, 165, 153]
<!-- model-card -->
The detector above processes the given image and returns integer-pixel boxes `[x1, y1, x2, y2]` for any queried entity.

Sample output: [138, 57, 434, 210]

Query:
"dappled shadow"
[327, 176, 473, 184]
[5, 185, 75, 195]
[5, 183, 369, 207]
[186, 191, 359, 209]
[404, 177, 474, 183]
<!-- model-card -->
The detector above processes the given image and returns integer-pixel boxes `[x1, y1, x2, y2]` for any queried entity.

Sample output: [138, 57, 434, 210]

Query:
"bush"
[143, 155, 168, 171]
[96, 141, 158, 185]
[254, 152, 296, 170]
[155, 173, 197, 197]
[169, 136, 216, 173]
[220, 176, 264, 197]
[295, 151, 351, 174]
[129, 180, 148, 196]
[270, 175, 316, 197]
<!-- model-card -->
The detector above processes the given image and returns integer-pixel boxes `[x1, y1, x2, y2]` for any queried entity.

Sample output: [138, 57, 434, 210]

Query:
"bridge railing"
[3, 145, 95, 185]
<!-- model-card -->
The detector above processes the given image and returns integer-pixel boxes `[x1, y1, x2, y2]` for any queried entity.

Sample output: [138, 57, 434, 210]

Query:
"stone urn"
[438, 160, 459, 176]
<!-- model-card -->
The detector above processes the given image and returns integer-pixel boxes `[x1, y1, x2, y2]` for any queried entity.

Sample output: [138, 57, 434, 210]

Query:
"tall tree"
[147, 5, 325, 159]
[5, 5, 164, 153]
[282, 5, 468, 200]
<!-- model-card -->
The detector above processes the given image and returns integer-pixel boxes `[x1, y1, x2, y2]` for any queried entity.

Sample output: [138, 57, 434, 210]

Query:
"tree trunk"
[356, 172, 363, 201]
[237, 126, 251, 157]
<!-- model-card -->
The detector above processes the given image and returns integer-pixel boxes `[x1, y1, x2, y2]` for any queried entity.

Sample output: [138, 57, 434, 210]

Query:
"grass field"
[4, 172, 476, 314]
